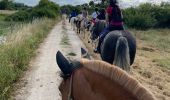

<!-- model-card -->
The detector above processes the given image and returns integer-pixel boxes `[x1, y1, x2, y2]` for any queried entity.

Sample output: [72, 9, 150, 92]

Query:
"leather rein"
[68, 74, 74, 100]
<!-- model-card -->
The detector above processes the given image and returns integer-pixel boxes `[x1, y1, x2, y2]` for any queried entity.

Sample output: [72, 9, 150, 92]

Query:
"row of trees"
[0, 0, 30, 10]
[5, 0, 60, 21]
[70, 0, 170, 29]
[123, 3, 170, 29]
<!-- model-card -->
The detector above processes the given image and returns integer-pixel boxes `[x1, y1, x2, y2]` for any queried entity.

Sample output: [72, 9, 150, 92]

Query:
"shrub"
[5, 11, 30, 21]
[123, 7, 156, 30]
[123, 3, 170, 29]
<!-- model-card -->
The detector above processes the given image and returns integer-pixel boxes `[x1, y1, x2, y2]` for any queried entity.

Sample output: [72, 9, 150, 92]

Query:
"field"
[78, 29, 170, 100]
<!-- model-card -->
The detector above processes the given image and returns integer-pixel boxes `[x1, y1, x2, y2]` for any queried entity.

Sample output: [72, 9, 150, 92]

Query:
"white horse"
[76, 14, 87, 38]
[70, 17, 78, 31]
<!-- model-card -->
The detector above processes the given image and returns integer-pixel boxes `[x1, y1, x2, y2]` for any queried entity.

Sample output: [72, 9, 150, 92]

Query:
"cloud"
[14, 0, 170, 7]
[14, 0, 92, 6]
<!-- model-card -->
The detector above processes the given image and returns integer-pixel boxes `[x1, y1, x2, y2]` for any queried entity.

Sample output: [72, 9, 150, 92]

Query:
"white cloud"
[14, 0, 170, 7]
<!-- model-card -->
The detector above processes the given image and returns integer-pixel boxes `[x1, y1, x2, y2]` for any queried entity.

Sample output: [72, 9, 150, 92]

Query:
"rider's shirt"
[71, 12, 77, 17]
[106, 6, 123, 26]
[92, 11, 100, 19]
[82, 10, 88, 18]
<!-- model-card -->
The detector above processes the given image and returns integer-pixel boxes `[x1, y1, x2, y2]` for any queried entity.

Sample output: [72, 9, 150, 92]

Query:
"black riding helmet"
[110, 0, 117, 6]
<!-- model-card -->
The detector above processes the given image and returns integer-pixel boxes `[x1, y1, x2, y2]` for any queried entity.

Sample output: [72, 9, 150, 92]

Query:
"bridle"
[66, 61, 81, 100]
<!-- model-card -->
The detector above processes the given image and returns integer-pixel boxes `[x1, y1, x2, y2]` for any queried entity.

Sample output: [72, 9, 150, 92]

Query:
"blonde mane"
[80, 59, 156, 100]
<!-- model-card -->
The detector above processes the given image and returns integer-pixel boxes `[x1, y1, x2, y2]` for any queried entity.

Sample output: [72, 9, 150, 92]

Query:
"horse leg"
[84, 29, 85, 39]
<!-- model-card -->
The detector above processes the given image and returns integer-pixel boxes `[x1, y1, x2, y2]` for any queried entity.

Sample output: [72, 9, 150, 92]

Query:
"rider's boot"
[94, 39, 102, 54]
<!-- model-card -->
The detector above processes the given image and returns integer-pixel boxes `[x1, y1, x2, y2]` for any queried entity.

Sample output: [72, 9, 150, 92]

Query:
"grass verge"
[0, 18, 59, 99]
[131, 29, 170, 69]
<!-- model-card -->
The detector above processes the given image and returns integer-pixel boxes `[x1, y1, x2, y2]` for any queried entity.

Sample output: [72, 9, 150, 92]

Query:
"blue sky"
[14, 0, 170, 7]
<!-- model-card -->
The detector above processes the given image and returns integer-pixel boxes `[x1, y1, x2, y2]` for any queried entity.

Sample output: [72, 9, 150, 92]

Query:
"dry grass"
[0, 10, 16, 15]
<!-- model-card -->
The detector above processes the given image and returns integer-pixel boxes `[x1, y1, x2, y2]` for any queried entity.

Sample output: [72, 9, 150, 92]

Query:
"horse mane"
[80, 59, 156, 100]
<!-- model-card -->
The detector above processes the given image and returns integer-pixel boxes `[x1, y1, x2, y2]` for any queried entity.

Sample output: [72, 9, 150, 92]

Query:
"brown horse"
[56, 51, 156, 100]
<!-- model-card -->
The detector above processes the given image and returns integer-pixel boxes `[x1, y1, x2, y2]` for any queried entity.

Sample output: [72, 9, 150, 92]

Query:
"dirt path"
[12, 21, 85, 100]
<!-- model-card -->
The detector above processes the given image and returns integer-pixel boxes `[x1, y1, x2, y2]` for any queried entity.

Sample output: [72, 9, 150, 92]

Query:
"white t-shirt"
[91, 11, 99, 19]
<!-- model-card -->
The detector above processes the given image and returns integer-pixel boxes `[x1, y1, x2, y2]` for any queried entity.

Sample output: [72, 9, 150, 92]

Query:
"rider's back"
[107, 5, 123, 26]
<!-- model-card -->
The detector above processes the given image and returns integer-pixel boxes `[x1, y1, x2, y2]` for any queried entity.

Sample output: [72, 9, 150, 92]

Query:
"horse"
[76, 14, 87, 38]
[91, 22, 136, 72]
[62, 14, 67, 25]
[56, 50, 156, 100]
[70, 17, 78, 31]
[89, 20, 106, 40]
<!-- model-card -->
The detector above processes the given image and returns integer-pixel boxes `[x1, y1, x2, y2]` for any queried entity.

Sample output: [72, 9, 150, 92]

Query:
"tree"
[89, 1, 94, 7]
[0, 0, 9, 10]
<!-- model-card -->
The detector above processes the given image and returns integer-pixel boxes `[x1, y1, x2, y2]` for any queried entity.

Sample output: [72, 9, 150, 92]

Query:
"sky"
[14, 0, 170, 7]
[14, 0, 92, 6]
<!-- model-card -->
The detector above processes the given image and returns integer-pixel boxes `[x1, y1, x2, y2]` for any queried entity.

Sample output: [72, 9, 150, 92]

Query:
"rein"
[68, 74, 74, 100]
[64, 61, 82, 100]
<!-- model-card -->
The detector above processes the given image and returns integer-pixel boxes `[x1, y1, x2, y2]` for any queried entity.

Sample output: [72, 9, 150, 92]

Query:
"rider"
[82, 7, 89, 27]
[96, 8, 106, 21]
[89, 8, 100, 31]
[91, 8, 100, 24]
[69, 9, 77, 23]
[94, 0, 124, 53]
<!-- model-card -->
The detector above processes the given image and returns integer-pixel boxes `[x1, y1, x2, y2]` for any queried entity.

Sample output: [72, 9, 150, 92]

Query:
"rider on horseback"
[90, 8, 106, 33]
[69, 9, 77, 23]
[91, 8, 100, 24]
[94, 0, 124, 53]
[97, 8, 106, 21]
[82, 7, 89, 28]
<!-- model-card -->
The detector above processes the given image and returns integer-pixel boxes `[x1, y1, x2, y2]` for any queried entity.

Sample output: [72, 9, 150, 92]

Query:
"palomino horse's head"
[56, 48, 156, 100]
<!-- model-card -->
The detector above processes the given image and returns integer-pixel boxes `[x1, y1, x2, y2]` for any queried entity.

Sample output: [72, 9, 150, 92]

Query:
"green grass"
[131, 29, 170, 69]
[68, 52, 76, 56]
[60, 24, 70, 46]
[0, 18, 58, 99]
[60, 35, 70, 45]
[132, 29, 170, 52]
[153, 59, 170, 69]
[0, 14, 8, 21]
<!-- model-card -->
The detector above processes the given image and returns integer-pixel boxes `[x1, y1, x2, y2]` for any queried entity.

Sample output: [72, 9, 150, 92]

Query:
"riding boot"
[94, 39, 102, 54]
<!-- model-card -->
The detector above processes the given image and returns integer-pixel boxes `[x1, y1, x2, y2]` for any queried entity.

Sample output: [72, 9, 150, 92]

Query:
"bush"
[123, 3, 170, 29]
[123, 8, 156, 29]
[5, 11, 30, 21]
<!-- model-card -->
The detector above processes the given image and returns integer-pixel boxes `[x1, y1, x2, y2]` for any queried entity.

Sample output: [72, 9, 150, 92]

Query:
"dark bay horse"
[56, 51, 156, 100]
[91, 22, 136, 71]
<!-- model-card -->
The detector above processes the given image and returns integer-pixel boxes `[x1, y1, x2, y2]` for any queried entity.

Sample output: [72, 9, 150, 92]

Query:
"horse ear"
[81, 48, 91, 60]
[56, 51, 73, 75]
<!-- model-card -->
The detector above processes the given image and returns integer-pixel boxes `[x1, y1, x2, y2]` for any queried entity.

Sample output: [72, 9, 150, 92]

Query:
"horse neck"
[72, 68, 137, 100]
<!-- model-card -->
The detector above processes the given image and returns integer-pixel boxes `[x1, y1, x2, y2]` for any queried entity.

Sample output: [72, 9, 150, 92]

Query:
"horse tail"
[113, 36, 130, 72]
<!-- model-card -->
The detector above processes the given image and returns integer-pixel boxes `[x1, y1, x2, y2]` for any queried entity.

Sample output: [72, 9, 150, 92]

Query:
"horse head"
[56, 50, 156, 100]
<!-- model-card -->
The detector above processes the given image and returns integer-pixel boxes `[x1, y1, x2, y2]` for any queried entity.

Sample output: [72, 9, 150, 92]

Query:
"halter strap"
[68, 74, 74, 100]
